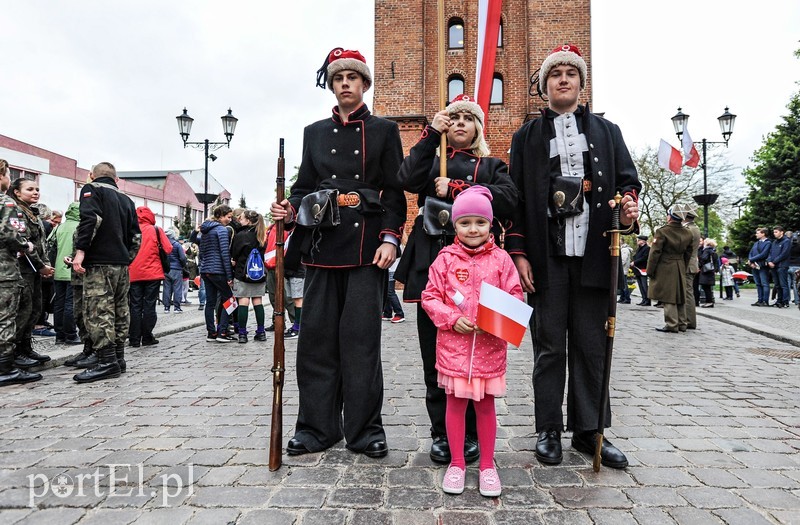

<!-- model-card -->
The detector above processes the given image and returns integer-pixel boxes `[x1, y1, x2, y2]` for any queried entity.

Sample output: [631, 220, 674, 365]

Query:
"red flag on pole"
[474, 0, 503, 129]
[658, 140, 683, 174]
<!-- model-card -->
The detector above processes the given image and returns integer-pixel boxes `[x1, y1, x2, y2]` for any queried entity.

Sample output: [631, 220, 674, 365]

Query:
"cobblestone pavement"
[1, 296, 799, 524]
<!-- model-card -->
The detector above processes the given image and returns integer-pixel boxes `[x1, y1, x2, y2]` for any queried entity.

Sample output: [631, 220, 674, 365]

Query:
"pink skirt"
[438, 372, 506, 401]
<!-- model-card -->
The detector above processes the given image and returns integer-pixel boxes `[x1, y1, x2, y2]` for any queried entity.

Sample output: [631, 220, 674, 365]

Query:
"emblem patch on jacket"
[455, 268, 469, 283]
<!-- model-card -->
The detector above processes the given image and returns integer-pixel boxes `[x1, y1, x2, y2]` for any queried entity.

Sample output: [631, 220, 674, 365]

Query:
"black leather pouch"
[549, 176, 584, 219]
[296, 189, 340, 228]
[422, 196, 455, 236]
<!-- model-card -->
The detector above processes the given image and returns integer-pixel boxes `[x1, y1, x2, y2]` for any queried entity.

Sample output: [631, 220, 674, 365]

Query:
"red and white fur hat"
[540, 43, 587, 95]
[316, 48, 372, 91]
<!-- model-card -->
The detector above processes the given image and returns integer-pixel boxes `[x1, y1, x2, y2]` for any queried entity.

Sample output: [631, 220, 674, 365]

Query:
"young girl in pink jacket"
[421, 186, 523, 497]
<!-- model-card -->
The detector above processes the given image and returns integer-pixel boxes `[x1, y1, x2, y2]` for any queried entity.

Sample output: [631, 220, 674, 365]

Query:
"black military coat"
[394, 125, 517, 300]
[505, 106, 642, 291]
[287, 104, 405, 268]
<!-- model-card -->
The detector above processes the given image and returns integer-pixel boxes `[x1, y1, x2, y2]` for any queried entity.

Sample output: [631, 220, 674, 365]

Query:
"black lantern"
[176, 108, 194, 145]
[221, 108, 238, 145]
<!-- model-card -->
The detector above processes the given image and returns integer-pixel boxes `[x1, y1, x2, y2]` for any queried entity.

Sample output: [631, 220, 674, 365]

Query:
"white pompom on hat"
[540, 43, 587, 95]
[316, 48, 372, 91]
[446, 94, 484, 124]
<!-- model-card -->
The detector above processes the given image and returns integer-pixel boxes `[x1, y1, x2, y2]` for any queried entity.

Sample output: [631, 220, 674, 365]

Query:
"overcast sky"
[2, 0, 798, 214]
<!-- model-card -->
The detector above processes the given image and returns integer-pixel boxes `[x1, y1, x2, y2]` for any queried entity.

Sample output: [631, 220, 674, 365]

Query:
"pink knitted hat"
[452, 186, 493, 223]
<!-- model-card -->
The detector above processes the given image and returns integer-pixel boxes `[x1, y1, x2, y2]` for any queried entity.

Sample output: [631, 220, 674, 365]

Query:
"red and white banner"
[681, 127, 700, 168]
[223, 296, 238, 315]
[476, 282, 532, 347]
[474, 0, 503, 128]
[658, 139, 682, 174]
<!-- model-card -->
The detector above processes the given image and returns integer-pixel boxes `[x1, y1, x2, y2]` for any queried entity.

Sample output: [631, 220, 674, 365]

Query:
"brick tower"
[373, 0, 592, 164]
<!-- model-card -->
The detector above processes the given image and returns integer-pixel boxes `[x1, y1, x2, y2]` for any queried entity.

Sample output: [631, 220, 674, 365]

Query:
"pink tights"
[445, 393, 496, 470]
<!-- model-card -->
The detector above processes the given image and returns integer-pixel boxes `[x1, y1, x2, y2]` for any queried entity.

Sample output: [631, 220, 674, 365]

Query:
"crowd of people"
[619, 208, 799, 334]
[4, 41, 796, 501]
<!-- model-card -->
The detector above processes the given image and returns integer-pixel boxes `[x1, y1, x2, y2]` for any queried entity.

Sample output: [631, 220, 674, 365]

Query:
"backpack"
[246, 248, 265, 281]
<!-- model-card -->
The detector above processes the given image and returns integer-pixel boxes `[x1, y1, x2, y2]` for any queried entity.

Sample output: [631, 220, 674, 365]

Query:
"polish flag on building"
[223, 296, 238, 315]
[474, 0, 503, 128]
[658, 139, 683, 174]
[476, 282, 533, 347]
[681, 127, 701, 168]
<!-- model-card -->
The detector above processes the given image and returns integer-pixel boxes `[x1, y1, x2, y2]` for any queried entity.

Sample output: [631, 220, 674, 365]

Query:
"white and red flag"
[476, 281, 533, 347]
[474, 0, 503, 128]
[223, 296, 238, 315]
[658, 139, 682, 174]
[681, 127, 700, 168]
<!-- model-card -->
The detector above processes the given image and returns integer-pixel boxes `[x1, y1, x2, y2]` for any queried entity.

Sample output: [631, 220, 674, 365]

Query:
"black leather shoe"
[363, 440, 388, 458]
[464, 435, 480, 464]
[655, 327, 679, 333]
[286, 437, 310, 456]
[571, 431, 628, 469]
[429, 435, 451, 464]
[535, 430, 562, 465]
[13, 354, 39, 369]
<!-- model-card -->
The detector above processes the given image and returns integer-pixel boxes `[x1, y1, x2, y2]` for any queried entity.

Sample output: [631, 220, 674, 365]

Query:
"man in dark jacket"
[748, 228, 772, 306]
[632, 235, 650, 305]
[271, 48, 405, 459]
[71, 162, 140, 382]
[506, 44, 641, 469]
[767, 226, 791, 307]
[647, 209, 695, 332]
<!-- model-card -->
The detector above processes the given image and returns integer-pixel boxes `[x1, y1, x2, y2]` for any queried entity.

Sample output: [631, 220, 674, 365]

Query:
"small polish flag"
[476, 282, 533, 347]
[223, 296, 238, 315]
[657, 140, 682, 175]
[451, 290, 465, 309]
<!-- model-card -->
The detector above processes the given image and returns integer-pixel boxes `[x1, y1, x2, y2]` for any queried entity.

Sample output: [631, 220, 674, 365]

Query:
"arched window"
[497, 19, 503, 47]
[448, 75, 465, 100]
[448, 18, 464, 49]
[490, 74, 503, 105]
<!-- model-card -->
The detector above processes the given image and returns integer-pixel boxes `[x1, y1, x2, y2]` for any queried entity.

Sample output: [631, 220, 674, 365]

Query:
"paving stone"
[237, 509, 297, 525]
[676, 487, 746, 508]
[387, 468, 433, 487]
[771, 510, 800, 525]
[630, 507, 677, 525]
[283, 466, 342, 486]
[540, 509, 593, 525]
[551, 487, 631, 509]
[195, 466, 247, 486]
[628, 467, 700, 487]
[184, 508, 241, 525]
[300, 509, 348, 525]
[385, 487, 442, 509]
[190, 486, 270, 507]
[328, 487, 383, 508]
[713, 507, 775, 525]
[438, 511, 493, 525]
[492, 510, 545, 525]
[668, 507, 725, 525]
[129, 507, 195, 525]
[187, 450, 236, 467]
[738, 488, 800, 510]
[7, 507, 85, 524]
[531, 468, 583, 487]
[587, 509, 639, 525]
[623, 487, 686, 507]
[268, 487, 327, 508]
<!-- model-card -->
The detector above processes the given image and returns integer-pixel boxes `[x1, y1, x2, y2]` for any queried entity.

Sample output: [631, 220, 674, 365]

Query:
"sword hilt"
[612, 192, 622, 231]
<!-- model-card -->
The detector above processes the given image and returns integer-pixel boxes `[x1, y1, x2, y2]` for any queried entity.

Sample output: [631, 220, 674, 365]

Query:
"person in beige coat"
[677, 204, 701, 329]
[647, 209, 695, 333]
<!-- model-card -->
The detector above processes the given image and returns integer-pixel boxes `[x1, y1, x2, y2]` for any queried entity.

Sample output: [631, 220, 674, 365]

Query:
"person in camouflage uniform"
[0, 159, 42, 385]
[71, 162, 140, 383]
[7, 177, 55, 369]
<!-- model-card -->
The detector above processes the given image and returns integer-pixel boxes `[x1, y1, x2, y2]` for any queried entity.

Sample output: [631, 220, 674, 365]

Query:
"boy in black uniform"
[271, 48, 405, 458]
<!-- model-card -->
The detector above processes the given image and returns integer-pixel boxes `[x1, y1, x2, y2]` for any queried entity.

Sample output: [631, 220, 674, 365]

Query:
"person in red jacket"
[128, 206, 171, 347]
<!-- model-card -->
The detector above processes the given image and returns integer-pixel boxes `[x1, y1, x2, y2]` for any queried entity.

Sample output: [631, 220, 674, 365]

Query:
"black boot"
[73, 346, 121, 383]
[116, 344, 126, 374]
[20, 339, 50, 363]
[0, 353, 42, 386]
[64, 341, 93, 367]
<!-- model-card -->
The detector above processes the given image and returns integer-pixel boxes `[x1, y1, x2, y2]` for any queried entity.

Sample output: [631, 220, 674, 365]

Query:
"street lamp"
[671, 106, 737, 237]
[176, 108, 238, 218]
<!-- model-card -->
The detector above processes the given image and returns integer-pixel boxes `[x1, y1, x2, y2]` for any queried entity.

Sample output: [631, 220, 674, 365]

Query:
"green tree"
[238, 193, 247, 209]
[729, 50, 800, 256]
[173, 202, 195, 238]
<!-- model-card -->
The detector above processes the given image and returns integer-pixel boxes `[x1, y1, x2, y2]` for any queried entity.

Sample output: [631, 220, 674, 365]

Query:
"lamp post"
[176, 108, 238, 218]
[671, 107, 736, 237]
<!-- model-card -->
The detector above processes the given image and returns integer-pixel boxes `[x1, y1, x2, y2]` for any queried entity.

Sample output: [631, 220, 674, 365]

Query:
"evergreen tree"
[729, 49, 800, 255]
[174, 202, 195, 238]
[238, 193, 247, 209]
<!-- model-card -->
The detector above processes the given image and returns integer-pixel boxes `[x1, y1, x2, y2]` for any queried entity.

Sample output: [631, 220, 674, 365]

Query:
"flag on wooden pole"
[476, 282, 533, 347]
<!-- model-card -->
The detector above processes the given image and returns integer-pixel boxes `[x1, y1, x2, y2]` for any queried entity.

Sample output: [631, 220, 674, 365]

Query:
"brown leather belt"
[582, 179, 592, 192]
[336, 192, 360, 207]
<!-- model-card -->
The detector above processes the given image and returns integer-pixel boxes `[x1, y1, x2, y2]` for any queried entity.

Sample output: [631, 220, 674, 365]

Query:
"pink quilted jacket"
[421, 237, 523, 379]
